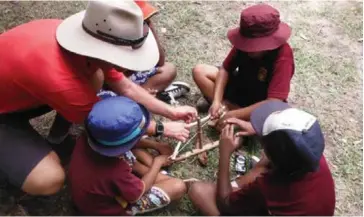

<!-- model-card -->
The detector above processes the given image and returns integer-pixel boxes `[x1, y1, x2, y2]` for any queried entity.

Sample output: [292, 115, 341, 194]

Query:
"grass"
[0, 1, 362, 216]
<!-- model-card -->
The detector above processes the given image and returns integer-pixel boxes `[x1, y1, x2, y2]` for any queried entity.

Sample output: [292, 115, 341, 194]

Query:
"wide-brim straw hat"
[56, 0, 159, 71]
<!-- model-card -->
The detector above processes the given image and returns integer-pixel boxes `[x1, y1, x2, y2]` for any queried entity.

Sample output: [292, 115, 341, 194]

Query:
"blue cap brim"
[87, 104, 150, 157]
[250, 101, 290, 136]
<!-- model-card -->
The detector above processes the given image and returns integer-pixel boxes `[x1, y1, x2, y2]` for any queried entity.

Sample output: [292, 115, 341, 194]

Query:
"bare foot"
[197, 152, 208, 166]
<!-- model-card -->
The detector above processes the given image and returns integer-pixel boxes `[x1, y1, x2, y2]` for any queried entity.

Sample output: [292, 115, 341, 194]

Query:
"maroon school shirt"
[226, 156, 336, 216]
[69, 134, 145, 216]
[222, 43, 294, 107]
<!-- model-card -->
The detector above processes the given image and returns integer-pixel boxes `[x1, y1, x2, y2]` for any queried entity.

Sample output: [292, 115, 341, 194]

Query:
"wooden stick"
[187, 114, 211, 128]
[170, 141, 182, 160]
[196, 117, 202, 149]
[172, 140, 219, 162]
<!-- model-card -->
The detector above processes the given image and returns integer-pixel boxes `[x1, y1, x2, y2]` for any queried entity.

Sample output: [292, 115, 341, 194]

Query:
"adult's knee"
[22, 153, 65, 195]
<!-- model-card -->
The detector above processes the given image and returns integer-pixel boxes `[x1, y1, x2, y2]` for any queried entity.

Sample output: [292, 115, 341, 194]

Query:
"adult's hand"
[225, 118, 256, 136]
[163, 121, 190, 142]
[172, 105, 198, 123]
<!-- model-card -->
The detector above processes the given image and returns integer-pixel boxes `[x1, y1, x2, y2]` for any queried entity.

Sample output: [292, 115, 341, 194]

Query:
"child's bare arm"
[133, 148, 154, 167]
[229, 98, 282, 120]
[214, 67, 229, 103]
[141, 155, 168, 192]
[210, 67, 229, 118]
[134, 139, 173, 156]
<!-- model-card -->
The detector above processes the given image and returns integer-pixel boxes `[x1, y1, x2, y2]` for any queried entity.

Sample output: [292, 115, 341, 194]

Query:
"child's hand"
[216, 111, 234, 131]
[154, 155, 172, 167]
[225, 118, 256, 136]
[163, 121, 190, 142]
[209, 101, 221, 119]
[219, 124, 241, 156]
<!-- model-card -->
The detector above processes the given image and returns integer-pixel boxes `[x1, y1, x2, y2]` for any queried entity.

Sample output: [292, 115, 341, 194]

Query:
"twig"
[187, 114, 211, 128]
[196, 117, 202, 149]
[172, 140, 219, 162]
[170, 141, 181, 160]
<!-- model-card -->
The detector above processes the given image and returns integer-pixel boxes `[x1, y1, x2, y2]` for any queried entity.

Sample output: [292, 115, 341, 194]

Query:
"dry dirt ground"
[0, 1, 362, 216]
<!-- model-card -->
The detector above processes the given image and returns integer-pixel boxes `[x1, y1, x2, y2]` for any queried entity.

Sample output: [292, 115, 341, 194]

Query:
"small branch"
[170, 141, 182, 160]
[172, 140, 219, 162]
[196, 117, 202, 149]
[187, 114, 211, 128]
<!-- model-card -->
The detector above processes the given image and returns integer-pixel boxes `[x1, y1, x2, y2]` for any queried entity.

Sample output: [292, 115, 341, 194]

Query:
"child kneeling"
[69, 96, 186, 215]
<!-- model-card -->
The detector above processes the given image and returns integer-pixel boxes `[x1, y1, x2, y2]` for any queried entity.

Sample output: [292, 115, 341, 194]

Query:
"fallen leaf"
[299, 33, 309, 40]
[353, 140, 362, 145]
[161, 27, 167, 33]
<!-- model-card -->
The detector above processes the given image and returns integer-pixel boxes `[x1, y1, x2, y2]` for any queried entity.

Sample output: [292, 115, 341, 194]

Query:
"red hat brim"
[227, 22, 291, 52]
[135, 1, 159, 20]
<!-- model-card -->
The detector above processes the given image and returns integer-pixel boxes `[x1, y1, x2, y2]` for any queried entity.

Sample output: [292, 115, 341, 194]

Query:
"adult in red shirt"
[0, 1, 197, 196]
[188, 101, 336, 216]
[192, 4, 295, 129]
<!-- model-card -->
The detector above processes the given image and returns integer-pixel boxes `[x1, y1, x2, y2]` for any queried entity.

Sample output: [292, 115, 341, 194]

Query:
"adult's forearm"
[216, 151, 233, 206]
[231, 98, 281, 121]
[108, 78, 175, 119]
[213, 68, 229, 103]
[146, 121, 156, 136]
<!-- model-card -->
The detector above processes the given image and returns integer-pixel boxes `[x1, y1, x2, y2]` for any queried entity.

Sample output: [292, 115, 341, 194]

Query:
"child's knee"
[188, 181, 203, 198]
[192, 64, 212, 82]
[169, 179, 187, 200]
[192, 64, 204, 79]
[159, 62, 176, 80]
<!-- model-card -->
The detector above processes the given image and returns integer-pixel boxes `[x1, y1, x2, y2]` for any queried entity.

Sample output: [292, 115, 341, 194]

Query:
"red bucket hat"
[227, 4, 291, 52]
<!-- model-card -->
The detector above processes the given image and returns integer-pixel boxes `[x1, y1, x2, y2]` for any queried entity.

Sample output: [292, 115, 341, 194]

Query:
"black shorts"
[0, 106, 53, 188]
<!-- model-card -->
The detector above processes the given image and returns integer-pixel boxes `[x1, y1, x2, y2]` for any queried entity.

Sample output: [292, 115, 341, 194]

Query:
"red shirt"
[227, 157, 336, 216]
[69, 134, 145, 216]
[222, 43, 294, 107]
[0, 19, 123, 123]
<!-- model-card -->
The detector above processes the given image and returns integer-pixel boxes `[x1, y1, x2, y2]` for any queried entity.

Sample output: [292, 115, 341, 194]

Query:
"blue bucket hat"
[85, 96, 150, 157]
[250, 101, 325, 172]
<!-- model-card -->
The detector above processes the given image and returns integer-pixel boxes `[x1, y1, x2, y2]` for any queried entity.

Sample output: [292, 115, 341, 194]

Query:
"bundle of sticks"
[169, 105, 227, 163]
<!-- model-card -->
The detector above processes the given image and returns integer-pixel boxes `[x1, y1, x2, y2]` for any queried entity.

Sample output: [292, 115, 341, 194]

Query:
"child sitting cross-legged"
[69, 96, 186, 216]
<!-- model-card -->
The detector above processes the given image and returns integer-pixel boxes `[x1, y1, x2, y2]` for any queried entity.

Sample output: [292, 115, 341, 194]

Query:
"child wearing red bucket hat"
[193, 4, 295, 129]
[69, 96, 187, 215]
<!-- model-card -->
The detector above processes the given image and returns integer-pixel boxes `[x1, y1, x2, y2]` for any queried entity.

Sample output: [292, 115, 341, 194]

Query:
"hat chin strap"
[82, 22, 149, 47]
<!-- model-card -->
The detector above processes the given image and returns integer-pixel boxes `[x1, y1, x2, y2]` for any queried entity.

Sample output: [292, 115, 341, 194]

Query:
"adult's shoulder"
[1, 19, 62, 36]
